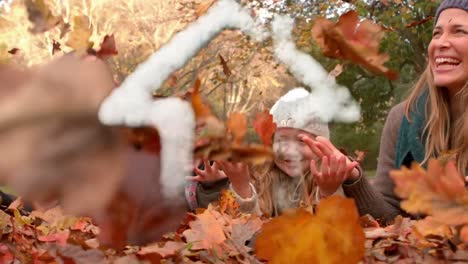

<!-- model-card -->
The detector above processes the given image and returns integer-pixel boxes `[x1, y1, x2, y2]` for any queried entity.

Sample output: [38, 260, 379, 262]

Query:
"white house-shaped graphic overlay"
[99, 0, 360, 201]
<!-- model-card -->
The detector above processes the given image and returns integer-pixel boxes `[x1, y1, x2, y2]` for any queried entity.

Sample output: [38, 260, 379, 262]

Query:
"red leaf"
[253, 111, 276, 146]
[96, 35, 118, 60]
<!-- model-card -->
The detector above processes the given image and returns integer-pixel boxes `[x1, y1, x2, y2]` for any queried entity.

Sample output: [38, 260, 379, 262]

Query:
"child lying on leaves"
[186, 88, 362, 216]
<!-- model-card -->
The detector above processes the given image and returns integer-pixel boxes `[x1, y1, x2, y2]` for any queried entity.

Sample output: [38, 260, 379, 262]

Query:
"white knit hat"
[270, 88, 330, 139]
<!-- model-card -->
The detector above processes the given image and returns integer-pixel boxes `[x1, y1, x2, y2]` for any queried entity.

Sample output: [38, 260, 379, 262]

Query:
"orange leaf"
[195, 0, 217, 18]
[312, 11, 398, 80]
[460, 225, 468, 243]
[227, 112, 247, 144]
[390, 159, 468, 227]
[255, 196, 365, 264]
[412, 217, 454, 244]
[124, 127, 161, 154]
[219, 189, 240, 217]
[253, 111, 276, 146]
[191, 79, 212, 119]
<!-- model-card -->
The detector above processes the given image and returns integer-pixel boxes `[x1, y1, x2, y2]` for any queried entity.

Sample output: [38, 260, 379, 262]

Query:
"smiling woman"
[339, 0, 468, 224]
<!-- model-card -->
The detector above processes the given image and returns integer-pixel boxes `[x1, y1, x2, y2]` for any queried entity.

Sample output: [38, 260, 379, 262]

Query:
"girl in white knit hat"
[187, 88, 360, 216]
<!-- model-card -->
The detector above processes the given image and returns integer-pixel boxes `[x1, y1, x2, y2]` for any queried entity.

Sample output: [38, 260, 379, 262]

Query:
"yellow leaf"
[390, 159, 468, 226]
[66, 15, 93, 53]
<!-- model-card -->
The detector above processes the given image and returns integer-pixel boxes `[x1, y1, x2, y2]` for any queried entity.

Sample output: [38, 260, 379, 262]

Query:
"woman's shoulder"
[385, 101, 406, 129]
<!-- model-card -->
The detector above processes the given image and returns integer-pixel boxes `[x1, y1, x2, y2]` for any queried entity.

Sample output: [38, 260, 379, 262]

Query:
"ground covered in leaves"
[1, 173, 467, 264]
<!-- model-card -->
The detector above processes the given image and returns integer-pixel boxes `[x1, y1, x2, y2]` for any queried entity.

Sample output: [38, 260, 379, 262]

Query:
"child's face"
[272, 127, 317, 178]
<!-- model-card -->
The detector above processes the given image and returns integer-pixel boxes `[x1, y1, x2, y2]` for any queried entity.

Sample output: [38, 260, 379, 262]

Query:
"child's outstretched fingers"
[300, 134, 326, 157]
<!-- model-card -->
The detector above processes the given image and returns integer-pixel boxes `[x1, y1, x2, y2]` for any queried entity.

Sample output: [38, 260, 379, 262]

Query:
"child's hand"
[300, 135, 360, 196]
[310, 155, 358, 197]
[187, 159, 227, 182]
[217, 161, 252, 199]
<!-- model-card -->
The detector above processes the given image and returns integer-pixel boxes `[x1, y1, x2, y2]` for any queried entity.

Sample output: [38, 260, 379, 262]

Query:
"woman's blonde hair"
[405, 64, 468, 175]
[252, 163, 317, 217]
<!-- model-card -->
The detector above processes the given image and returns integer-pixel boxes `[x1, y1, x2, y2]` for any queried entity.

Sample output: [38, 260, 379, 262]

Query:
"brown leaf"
[312, 11, 398, 80]
[218, 54, 231, 77]
[25, 0, 62, 34]
[66, 15, 93, 54]
[227, 112, 247, 144]
[52, 40, 61, 55]
[7, 48, 19, 55]
[253, 111, 276, 146]
[59, 22, 71, 39]
[255, 196, 365, 263]
[406, 16, 434, 28]
[96, 35, 118, 60]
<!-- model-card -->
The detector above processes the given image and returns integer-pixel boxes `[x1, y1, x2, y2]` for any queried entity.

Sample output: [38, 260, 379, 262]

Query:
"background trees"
[0, 0, 439, 170]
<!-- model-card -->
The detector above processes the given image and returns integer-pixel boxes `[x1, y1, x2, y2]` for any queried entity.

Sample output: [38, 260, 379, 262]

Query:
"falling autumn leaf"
[25, 0, 62, 34]
[390, 159, 468, 243]
[219, 54, 232, 77]
[66, 15, 93, 54]
[406, 16, 434, 28]
[253, 111, 276, 146]
[312, 10, 398, 80]
[96, 35, 118, 60]
[7, 48, 19, 55]
[52, 40, 61, 55]
[191, 79, 213, 119]
[227, 112, 247, 144]
[255, 196, 365, 264]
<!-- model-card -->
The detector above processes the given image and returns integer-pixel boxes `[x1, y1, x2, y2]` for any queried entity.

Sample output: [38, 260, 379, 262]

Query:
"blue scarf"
[395, 91, 428, 169]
